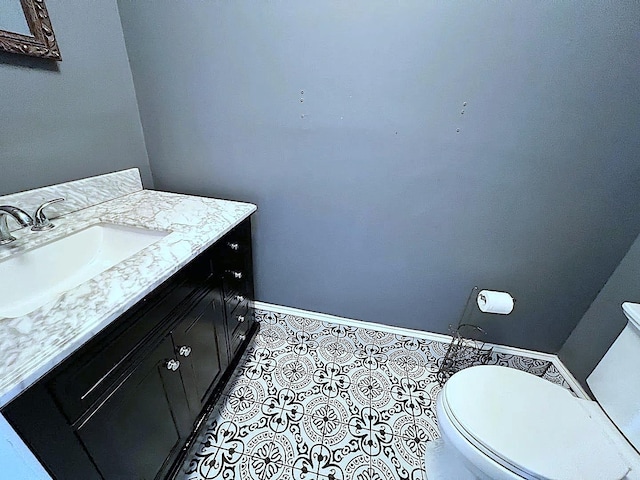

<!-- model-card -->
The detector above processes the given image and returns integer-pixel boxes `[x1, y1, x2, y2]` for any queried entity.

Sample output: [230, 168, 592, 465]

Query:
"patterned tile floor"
[174, 310, 574, 480]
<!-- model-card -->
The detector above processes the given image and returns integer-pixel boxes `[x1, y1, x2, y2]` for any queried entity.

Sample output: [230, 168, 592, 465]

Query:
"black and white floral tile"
[174, 310, 576, 480]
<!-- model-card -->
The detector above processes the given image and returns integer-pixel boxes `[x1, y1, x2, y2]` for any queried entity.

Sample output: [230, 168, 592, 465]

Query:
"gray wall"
[118, 1, 640, 353]
[0, 0, 152, 196]
[560, 231, 640, 387]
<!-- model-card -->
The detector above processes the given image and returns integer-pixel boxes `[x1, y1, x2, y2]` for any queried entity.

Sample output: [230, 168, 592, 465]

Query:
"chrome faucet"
[0, 198, 65, 244]
[0, 206, 34, 245]
[32, 198, 64, 231]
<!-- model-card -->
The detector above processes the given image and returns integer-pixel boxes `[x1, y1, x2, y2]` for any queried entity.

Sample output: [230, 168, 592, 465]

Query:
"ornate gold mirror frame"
[0, 0, 61, 60]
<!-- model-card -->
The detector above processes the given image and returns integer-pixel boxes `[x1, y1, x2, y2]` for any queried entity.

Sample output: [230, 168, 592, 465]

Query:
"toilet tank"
[587, 302, 640, 453]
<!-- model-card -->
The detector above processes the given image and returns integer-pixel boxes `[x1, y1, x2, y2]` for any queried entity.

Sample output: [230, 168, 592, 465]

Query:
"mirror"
[0, 0, 61, 60]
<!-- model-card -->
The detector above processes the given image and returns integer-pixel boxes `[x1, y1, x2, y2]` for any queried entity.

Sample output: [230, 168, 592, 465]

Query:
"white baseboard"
[253, 301, 590, 399]
[549, 358, 591, 399]
[253, 301, 454, 343]
[254, 301, 553, 359]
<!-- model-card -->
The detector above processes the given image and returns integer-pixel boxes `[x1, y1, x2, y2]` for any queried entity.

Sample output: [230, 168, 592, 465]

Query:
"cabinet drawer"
[228, 305, 253, 355]
[220, 240, 246, 269]
[222, 267, 247, 299]
[224, 290, 249, 318]
[229, 303, 250, 335]
[229, 322, 251, 357]
[220, 223, 250, 260]
[50, 278, 202, 424]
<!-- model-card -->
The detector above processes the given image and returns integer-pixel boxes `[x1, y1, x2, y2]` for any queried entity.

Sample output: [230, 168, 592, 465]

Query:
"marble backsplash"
[0, 169, 143, 230]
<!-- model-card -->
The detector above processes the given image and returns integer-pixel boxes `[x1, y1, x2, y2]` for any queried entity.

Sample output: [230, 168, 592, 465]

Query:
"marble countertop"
[0, 189, 256, 408]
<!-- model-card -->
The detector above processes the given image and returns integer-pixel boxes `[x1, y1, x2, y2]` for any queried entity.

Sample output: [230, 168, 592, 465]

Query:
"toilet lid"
[443, 365, 630, 480]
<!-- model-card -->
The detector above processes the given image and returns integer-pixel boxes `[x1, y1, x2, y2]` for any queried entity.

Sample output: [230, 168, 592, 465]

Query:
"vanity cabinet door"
[76, 336, 191, 480]
[172, 282, 226, 415]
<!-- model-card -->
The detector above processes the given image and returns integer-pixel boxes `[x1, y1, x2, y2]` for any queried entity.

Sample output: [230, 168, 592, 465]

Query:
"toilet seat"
[441, 365, 630, 480]
[440, 386, 533, 479]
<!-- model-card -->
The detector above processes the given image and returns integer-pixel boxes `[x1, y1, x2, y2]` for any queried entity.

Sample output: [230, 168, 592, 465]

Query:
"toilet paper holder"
[436, 323, 493, 385]
[436, 286, 497, 385]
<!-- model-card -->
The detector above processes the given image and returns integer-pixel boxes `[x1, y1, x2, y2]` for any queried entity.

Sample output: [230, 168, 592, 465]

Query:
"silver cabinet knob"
[178, 346, 192, 357]
[236, 295, 245, 302]
[228, 242, 239, 251]
[237, 315, 245, 323]
[231, 271, 242, 279]
[165, 359, 180, 371]
[238, 334, 246, 341]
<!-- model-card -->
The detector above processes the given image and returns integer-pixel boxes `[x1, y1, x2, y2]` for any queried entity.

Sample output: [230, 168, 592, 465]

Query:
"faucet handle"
[32, 198, 65, 231]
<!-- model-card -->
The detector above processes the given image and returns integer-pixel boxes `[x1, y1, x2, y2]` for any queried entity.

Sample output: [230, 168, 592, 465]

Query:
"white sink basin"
[0, 223, 169, 318]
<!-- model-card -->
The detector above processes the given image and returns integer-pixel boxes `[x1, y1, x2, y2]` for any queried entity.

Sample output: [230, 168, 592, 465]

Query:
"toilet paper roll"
[477, 290, 514, 315]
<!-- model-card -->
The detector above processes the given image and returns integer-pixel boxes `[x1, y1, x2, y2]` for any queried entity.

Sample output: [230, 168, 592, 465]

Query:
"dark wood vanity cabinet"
[3, 218, 257, 480]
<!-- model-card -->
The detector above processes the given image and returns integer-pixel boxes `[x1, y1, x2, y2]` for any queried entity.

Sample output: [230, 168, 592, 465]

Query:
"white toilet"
[428, 302, 640, 480]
